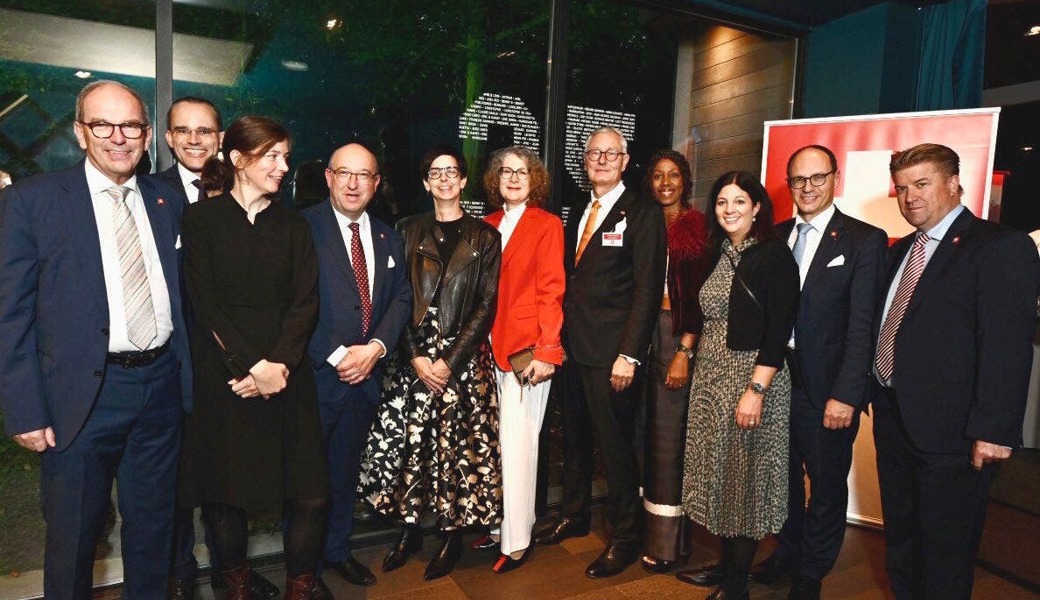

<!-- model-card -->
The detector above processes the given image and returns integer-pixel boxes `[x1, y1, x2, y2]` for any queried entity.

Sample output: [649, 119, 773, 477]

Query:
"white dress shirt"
[85, 161, 173, 352]
[574, 181, 626, 253]
[326, 210, 386, 366]
[497, 201, 527, 248]
[176, 163, 202, 204]
[787, 203, 836, 289]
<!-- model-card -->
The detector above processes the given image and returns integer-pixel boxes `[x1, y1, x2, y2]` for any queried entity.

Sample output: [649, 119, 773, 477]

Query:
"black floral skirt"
[359, 307, 502, 528]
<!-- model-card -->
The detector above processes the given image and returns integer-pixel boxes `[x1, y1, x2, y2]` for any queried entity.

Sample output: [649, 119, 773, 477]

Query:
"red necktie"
[349, 222, 372, 335]
[875, 232, 930, 381]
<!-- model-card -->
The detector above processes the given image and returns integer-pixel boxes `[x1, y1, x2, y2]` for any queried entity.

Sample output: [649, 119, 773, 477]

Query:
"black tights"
[203, 497, 328, 577]
[722, 535, 758, 594]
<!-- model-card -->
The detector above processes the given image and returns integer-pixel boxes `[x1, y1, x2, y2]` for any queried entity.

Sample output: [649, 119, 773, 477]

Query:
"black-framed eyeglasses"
[499, 167, 529, 180]
[585, 148, 626, 162]
[78, 121, 149, 140]
[170, 126, 218, 138]
[787, 170, 835, 189]
[427, 166, 460, 180]
[328, 168, 378, 183]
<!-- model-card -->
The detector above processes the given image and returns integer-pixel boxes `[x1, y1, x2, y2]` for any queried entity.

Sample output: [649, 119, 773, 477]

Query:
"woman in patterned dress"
[359, 144, 502, 581]
[677, 171, 799, 599]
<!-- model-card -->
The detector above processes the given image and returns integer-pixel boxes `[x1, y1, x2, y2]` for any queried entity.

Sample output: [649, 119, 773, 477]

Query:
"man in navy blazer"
[747, 146, 886, 599]
[0, 81, 191, 600]
[302, 143, 411, 594]
[152, 96, 223, 207]
[872, 143, 1038, 599]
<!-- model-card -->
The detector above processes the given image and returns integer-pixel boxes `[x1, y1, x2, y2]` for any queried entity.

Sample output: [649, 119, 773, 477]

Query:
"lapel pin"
[620, 210, 626, 216]
[157, 198, 165, 206]
[830, 230, 838, 239]
[952, 236, 961, 245]
[379, 232, 385, 239]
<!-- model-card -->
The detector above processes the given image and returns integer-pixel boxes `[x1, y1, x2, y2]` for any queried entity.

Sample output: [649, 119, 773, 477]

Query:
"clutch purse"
[507, 346, 536, 381]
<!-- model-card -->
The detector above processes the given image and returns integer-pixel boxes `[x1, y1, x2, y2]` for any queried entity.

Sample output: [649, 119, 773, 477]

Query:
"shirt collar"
[176, 163, 201, 189]
[84, 160, 137, 197]
[503, 201, 527, 221]
[333, 207, 369, 232]
[924, 204, 965, 241]
[794, 202, 836, 232]
[591, 181, 625, 211]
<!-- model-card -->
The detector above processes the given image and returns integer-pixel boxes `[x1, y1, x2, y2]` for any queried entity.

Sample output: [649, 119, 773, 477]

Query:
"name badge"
[602, 232, 623, 247]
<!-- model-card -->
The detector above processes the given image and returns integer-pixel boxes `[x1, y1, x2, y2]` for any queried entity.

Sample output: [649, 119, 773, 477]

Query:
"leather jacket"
[396, 212, 501, 376]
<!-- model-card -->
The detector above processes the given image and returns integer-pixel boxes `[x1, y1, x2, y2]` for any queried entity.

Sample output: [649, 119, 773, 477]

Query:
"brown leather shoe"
[282, 574, 313, 600]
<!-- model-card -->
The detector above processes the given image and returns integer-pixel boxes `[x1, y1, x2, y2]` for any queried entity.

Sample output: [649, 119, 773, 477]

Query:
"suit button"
[101, 328, 109, 336]
[93, 370, 103, 378]
[569, 275, 576, 280]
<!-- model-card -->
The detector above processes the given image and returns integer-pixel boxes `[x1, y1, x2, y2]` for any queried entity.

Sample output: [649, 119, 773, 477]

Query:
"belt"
[106, 341, 171, 368]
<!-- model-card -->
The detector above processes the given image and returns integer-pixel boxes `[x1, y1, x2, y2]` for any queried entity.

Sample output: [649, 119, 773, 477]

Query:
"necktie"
[349, 222, 372, 335]
[792, 222, 813, 267]
[574, 199, 601, 265]
[875, 232, 931, 381]
[191, 179, 206, 204]
[108, 185, 156, 350]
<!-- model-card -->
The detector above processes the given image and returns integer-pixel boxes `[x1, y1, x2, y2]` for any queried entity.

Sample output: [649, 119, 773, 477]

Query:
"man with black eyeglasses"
[0, 80, 192, 599]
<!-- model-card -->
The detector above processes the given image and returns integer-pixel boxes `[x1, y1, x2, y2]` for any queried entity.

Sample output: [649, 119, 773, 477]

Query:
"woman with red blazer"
[476, 146, 565, 573]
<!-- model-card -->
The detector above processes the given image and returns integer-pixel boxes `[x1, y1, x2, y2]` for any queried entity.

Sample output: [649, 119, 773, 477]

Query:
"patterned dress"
[682, 238, 791, 539]
[359, 306, 502, 528]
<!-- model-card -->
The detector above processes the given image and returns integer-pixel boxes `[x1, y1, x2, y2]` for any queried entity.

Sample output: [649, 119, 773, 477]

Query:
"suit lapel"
[905, 209, 974, 318]
[802, 210, 844, 291]
[575, 192, 628, 268]
[64, 164, 108, 310]
[370, 217, 391, 308]
[500, 208, 530, 270]
[138, 178, 180, 311]
[317, 203, 362, 302]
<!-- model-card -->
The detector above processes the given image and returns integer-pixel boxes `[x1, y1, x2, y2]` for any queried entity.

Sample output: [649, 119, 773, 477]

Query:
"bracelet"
[674, 345, 695, 359]
[748, 382, 768, 395]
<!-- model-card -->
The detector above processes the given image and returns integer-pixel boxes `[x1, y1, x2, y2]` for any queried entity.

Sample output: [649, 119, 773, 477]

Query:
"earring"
[752, 216, 756, 222]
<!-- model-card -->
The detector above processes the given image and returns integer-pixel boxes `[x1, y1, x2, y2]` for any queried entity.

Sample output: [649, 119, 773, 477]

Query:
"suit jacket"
[150, 165, 190, 205]
[484, 206, 566, 372]
[0, 160, 192, 451]
[776, 209, 887, 410]
[303, 201, 412, 405]
[874, 209, 1039, 453]
[563, 188, 666, 367]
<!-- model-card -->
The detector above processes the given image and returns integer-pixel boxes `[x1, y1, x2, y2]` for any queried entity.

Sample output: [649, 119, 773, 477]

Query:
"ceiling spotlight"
[1026, 25, 1040, 36]
[326, 18, 342, 30]
[281, 60, 309, 72]
[1023, 146, 1035, 152]
[74, 70, 92, 79]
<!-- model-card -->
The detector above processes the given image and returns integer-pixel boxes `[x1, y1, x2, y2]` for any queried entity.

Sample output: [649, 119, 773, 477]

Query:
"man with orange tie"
[871, 143, 1039, 599]
[534, 126, 666, 578]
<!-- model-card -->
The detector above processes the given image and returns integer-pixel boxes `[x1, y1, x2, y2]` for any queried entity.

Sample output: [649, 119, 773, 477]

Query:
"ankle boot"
[382, 524, 423, 573]
[722, 536, 756, 599]
[423, 530, 463, 581]
[282, 574, 313, 600]
[223, 566, 253, 600]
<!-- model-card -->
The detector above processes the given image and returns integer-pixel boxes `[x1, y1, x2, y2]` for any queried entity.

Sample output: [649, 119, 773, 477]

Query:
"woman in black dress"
[359, 144, 502, 581]
[180, 116, 327, 600]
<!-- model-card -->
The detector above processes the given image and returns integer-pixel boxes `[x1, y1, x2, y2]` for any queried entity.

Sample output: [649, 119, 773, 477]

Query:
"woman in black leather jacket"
[359, 144, 502, 582]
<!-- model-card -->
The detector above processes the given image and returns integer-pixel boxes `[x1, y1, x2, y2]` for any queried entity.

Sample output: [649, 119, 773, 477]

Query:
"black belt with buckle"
[106, 341, 171, 368]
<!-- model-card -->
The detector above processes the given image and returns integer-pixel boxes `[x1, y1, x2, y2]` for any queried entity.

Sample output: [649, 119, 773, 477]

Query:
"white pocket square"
[611, 217, 627, 234]
[175, 235, 182, 250]
[826, 255, 845, 267]
[387, 256, 395, 268]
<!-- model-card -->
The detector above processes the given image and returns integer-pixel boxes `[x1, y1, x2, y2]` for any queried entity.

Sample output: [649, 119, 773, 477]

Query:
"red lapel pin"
[379, 233, 385, 239]
[830, 230, 838, 239]
[157, 198, 165, 206]
[952, 236, 961, 245]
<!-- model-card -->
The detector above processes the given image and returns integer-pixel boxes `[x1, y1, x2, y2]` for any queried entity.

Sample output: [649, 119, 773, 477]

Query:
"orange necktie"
[575, 199, 601, 264]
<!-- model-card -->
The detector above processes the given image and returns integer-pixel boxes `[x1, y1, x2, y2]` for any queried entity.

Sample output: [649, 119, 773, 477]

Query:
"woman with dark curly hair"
[639, 150, 712, 574]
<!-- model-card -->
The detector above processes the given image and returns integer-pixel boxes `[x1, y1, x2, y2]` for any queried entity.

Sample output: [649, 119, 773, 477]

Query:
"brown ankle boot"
[283, 573, 314, 600]
[224, 566, 252, 600]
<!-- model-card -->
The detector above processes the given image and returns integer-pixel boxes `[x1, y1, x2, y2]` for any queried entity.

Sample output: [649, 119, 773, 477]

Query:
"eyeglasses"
[170, 126, 218, 138]
[78, 121, 149, 140]
[328, 168, 378, 183]
[499, 167, 529, 180]
[787, 170, 835, 189]
[427, 166, 460, 180]
[585, 149, 626, 162]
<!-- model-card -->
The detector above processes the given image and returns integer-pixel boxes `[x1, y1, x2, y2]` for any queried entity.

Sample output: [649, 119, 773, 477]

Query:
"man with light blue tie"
[0, 80, 191, 600]
[302, 143, 411, 597]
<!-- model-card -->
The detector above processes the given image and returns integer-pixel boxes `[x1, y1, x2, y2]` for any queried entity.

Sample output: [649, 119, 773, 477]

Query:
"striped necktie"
[875, 232, 930, 381]
[108, 185, 157, 350]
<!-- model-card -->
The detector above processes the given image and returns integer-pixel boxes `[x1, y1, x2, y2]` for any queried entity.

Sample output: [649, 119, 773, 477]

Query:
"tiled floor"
[184, 511, 1040, 600]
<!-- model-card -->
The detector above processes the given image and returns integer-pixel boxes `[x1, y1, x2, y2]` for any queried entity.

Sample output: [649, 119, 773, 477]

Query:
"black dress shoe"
[170, 577, 195, 600]
[471, 534, 500, 551]
[309, 577, 334, 600]
[676, 563, 726, 587]
[492, 548, 529, 574]
[382, 525, 423, 573]
[326, 554, 376, 587]
[750, 552, 795, 584]
[584, 542, 639, 579]
[706, 585, 750, 600]
[787, 576, 822, 600]
[532, 517, 590, 546]
[640, 554, 676, 574]
[423, 531, 463, 581]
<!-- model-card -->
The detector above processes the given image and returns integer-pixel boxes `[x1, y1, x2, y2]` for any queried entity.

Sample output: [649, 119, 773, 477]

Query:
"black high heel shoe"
[423, 530, 463, 581]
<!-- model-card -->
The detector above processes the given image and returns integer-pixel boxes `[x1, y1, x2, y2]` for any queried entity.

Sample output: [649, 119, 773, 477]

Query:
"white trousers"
[493, 367, 551, 555]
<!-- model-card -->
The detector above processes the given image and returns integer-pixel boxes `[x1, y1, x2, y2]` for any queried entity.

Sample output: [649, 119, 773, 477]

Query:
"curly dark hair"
[482, 146, 549, 209]
[706, 170, 778, 247]
[643, 149, 692, 208]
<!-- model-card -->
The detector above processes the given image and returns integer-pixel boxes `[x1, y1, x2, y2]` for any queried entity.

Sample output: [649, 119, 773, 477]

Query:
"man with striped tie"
[871, 143, 1039, 600]
[0, 80, 192, 600]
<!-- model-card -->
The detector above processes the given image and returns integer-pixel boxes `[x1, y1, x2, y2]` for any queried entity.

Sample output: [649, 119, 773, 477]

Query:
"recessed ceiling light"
[1023, 146, 1035, 152]
[326, 18, 341, 30]
[1026, 25, 1040, 37]
[74, 70, 92, 79]
[281, 60, 309, 72]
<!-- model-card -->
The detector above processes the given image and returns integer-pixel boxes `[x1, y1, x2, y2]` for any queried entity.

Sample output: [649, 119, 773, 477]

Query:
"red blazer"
[484, 206, 566, 371]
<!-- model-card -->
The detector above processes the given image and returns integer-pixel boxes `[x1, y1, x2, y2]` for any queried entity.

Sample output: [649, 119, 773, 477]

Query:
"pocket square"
[387, 255, 395, 268]
[826, 255, 845, 267]
[611, 217, 628, 234]
[175, 235, 182, 250]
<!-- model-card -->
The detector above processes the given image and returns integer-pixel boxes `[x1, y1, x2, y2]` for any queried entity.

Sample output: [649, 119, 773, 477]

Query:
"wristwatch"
[748, 382, 768, 395]
[674, 345, 695, 360]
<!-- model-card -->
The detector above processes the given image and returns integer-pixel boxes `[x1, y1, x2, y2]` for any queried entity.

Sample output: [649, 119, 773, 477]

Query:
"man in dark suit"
[0, 80, 192, 600]
[872, 143, 1038, 599]
[534, 126, 666, 578]
[302, 143, 411, 595]
[744, 145, 886, 599]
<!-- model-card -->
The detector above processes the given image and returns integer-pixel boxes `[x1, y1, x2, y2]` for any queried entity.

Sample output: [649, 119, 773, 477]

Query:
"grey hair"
[585, 126, 628, 153]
